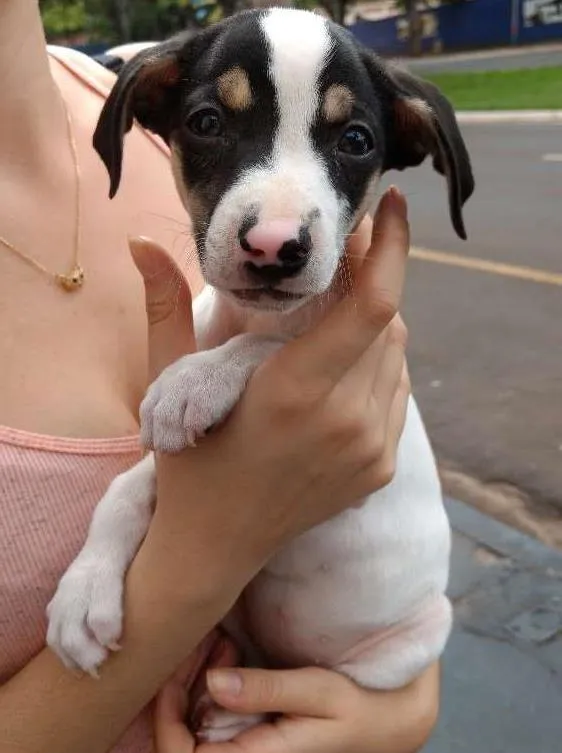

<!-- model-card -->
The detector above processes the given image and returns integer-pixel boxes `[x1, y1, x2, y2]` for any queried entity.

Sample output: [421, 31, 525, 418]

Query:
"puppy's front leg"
[140, 334, 282, 453]
[46, 454, 156, 675]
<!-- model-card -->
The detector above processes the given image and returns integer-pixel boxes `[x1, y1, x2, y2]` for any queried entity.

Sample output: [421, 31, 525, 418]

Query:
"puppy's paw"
[46, 556, 124, 676]
[140, 336, 282, 454]
[140, 357, 247, 453]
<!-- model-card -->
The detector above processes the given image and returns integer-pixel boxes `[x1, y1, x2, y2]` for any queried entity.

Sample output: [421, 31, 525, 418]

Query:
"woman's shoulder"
[47, 44, 117, 98]
[47, 44, 170, 160]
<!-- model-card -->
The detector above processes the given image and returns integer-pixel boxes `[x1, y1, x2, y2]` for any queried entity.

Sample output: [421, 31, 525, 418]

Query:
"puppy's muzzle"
[239, 218, 312, 284]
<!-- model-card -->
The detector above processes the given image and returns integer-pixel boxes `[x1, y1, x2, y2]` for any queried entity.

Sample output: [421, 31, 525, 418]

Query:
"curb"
[398, 42, 562, 68]
[456, 109, 562, 124]
[445, 497, 562, 571]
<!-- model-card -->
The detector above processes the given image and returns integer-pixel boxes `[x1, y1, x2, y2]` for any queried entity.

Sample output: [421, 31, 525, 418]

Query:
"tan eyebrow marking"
[217, 66, 253, 111]
[322, 84, 354, 123]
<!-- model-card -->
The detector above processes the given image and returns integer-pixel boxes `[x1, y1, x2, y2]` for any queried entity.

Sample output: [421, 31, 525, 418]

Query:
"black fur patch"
[171, 12, 279, 252]
[311, 24, 388, 218]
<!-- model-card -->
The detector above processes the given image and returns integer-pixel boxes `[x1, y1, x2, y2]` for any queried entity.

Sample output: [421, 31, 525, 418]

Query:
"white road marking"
[542, 153, 562, 162]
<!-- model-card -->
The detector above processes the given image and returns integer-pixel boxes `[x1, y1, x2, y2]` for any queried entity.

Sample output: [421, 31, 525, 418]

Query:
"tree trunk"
[113, 0, 132, 41]
[333, 0, 347, 24]
[405, 0, 422, 56]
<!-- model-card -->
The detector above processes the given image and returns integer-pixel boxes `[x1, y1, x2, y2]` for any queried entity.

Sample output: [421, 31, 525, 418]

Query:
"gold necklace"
[0, 82, 84, 292]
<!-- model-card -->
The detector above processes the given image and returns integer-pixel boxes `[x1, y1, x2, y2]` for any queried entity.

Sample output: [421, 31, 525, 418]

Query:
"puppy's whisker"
[143, 211, 191, 230]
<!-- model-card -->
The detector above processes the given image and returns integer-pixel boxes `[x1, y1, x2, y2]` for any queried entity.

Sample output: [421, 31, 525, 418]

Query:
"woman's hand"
[130, 186, 412, 598]
[155, 660, 440, 753]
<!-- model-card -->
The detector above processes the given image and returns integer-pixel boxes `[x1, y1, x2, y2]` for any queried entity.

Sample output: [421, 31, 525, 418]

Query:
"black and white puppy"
[47, 7, 474, 742]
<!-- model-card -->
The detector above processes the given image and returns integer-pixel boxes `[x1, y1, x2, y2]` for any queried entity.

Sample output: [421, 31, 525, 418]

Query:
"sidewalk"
[424, 499, 562, 752]
[397, 42, 562, 74]
[456, 110, 562, 123]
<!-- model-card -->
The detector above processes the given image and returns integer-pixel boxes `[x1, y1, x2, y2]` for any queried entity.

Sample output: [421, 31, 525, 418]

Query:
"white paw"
[46, 556, 124, 676]
[196, 707, 265, 743]
[139, 358, 242, 453]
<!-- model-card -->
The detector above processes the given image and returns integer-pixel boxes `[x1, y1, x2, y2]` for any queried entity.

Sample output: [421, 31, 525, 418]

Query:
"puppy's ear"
[93, 34, 193, 198]
[365, 57, 474, 239]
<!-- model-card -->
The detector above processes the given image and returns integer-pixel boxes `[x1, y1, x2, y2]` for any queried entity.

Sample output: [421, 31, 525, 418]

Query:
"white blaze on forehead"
[261, 8, 332, 155]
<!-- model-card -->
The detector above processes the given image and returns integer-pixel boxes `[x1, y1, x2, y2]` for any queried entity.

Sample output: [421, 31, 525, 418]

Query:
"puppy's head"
[94, 8, 474, 312]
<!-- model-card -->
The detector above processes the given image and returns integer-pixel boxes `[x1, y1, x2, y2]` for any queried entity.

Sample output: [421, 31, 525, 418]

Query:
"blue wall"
[349, 0, 562, 56]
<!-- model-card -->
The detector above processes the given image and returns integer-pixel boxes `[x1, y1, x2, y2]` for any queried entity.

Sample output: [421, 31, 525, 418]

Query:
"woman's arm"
[0, 549, 241, 753]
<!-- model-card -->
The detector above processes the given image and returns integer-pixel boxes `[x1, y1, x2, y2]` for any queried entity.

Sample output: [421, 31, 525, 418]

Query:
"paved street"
[378, 121, 562, 529]
[424, 498, 562, 753]
[400, 42, 562, 73]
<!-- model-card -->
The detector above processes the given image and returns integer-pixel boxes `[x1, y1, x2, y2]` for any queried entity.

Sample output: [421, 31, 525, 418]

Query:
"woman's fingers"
[336, 313, 405, 403]
[154, 677, 194, 753]
[206, 666, 352, 719]
[174, 631, 223, 687]
[189, 636, 242, 730]
[370, 315, 408, 405]
[343, 214, 374, 275]
[154, 633, 222, 753]
[385, 361, 411, 449]
[279, 186, 409, 391]
[331, 312, 407, 439]
[361, 361, 411, 490]
[129, 236, 196, 382]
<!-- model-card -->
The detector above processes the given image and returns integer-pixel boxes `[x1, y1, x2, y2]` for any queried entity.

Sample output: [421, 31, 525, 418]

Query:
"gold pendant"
[56, 265, 84, 292]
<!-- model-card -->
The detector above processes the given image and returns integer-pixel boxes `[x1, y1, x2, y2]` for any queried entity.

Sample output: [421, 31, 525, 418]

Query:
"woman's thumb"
[205, 667, 344, 718]
[129, 236, 195, 381]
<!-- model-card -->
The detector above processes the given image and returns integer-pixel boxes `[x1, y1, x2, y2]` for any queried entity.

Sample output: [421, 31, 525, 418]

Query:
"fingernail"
[129, 239, 169, 282]
[207, 669, 243, 697]
[387, 185, 408, 220]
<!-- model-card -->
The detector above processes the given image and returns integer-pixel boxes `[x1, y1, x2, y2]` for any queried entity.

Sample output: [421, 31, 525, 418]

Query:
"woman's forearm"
[0, 537, 242, 753]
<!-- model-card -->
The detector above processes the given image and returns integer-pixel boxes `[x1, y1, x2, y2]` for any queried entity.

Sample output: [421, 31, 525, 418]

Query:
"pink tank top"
[0, 47, 173, 753]
[0, 427, 154, 751]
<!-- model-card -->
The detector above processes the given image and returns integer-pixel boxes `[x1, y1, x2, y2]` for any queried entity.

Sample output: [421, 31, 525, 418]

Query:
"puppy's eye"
[187, 108, 223, 138]
[338, 126, 374, 156]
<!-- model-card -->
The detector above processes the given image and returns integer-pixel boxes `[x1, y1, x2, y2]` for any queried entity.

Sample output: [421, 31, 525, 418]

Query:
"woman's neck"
[0, 1, 67, 173]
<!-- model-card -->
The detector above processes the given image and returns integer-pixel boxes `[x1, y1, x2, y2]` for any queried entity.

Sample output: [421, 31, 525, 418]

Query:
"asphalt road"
[378, 121, 562, 516]
[400, 42, 562, 73]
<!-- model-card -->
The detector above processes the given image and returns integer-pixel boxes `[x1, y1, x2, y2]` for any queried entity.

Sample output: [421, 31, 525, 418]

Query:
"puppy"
[46, 7, 474, 742]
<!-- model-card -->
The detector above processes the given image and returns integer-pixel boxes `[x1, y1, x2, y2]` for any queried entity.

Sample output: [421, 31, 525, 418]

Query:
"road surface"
[400, 42, 562, 73]
[378, 121, 562, 527]
[424, 498, 562, 753]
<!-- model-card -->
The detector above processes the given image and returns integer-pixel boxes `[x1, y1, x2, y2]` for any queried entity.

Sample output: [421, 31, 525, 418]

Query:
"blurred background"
[41, 1, 562, 750]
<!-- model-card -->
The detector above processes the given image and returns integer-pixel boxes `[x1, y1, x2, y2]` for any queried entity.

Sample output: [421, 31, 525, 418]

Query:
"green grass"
[424, 66, 562, 110]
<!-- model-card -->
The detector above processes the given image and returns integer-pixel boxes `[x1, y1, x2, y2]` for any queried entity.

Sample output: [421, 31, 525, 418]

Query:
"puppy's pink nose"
[242, 219, 301, 264]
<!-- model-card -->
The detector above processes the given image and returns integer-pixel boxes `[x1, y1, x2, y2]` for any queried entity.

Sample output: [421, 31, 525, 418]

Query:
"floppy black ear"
[364, 57, 474, 239]
[93, 33, 195, 199]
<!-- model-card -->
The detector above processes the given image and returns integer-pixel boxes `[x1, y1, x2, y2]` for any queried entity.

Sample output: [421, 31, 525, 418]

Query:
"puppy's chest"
[194, 286, 339, 350]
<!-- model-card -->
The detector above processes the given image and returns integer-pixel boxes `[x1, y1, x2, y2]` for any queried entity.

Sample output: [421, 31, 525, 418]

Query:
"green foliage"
[40, 0, 216, 42]
[425, 67, 562, 110]
[39, 1, 87, 36]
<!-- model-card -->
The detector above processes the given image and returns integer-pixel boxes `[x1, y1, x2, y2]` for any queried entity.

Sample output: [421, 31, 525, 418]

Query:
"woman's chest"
[0, 261, 147, 437]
